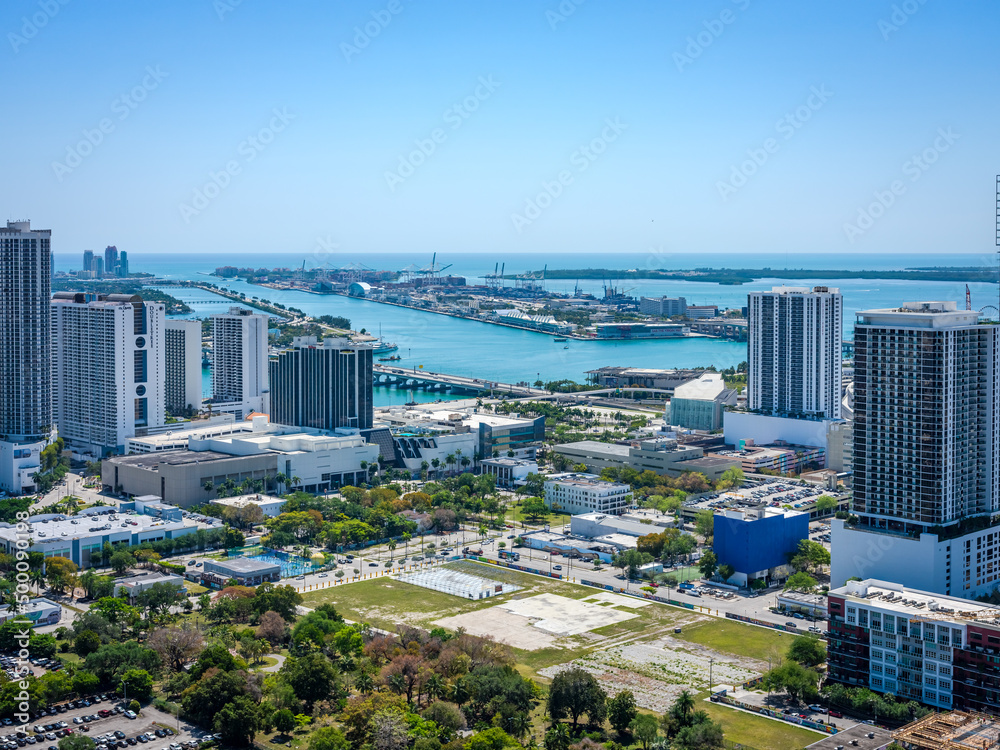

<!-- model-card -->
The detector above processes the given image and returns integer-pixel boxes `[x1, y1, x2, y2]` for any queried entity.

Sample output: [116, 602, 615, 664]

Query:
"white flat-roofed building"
[210, 493, 286, 518]
[125, 414, 257, 454]
[543, 473, 632, 515]
[0, 597, 61, 627]
[0, 508, 218, 568]
[202, 557, 280, 587]
[479, 457, 537, 488]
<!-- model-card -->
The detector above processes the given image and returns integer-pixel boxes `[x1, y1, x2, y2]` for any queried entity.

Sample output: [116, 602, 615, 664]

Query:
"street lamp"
[709, 658, 714, 692]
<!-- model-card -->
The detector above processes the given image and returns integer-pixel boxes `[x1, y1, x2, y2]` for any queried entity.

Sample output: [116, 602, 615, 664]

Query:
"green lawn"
[675, 618, 791, 662]
[703, 702, 823, 750]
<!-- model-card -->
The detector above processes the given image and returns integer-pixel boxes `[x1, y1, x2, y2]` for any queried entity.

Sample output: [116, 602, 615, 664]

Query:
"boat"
[372, 323, 398, 354]
[378, 355, 402, 362]
[553, 337, 567, 342]
[563, 345, 569, 349]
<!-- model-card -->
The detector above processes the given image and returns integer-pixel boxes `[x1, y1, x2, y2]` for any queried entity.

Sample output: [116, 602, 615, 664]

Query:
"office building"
[639, 296, 687, 317]
[479, 457, 537, 489]
[211, 307, 269, 420]
[713, 507, 809, 587]
[118, 250, 128, 277]
[164, 320, 203, 415]
[722, 411, 844, 470]
[827, 578, 1000, 711]
[665, 372, 738, 431]
[104, 245, 118, 276]
[685, 305, 720, 320]
[543, 473, 632, 515]
[52, 292, 165, 456]
[269, 336, 373, 431]
[0, 221, 53, 494]
[832, 302, 1000, 598]
[748, 286, 842, 419]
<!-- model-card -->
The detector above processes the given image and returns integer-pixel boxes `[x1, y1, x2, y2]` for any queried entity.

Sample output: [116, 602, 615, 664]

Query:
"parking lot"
[3, 697, 213, 750]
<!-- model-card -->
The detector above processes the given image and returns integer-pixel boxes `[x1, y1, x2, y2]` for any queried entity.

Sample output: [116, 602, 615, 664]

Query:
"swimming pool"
[228, 547, 322, 578]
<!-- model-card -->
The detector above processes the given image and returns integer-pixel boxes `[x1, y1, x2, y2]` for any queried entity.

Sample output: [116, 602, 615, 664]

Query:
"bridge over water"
[373, 365, 547, 397]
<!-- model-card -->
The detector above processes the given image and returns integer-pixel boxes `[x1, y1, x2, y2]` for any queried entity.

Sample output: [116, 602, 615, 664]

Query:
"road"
[32, 472, 121, 513]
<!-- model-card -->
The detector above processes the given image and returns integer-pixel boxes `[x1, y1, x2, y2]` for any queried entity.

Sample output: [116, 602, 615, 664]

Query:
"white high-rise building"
[164, 320, 203, 415]
[832, 301, 1000, 598]
[0, 220, 52, 494]
[52, 293, 165, 457]
[211, 307, 269, 420]
[748, 285, 843, 419]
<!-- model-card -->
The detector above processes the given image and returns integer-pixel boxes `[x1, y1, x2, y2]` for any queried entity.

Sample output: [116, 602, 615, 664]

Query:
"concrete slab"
[585, 592, 653, 609]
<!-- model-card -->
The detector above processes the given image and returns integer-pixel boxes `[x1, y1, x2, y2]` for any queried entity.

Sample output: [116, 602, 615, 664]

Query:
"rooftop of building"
[673, 373, 726, 401]
[757, 285, 841, 295]
[857, 301, 986, 328]
[479, 457, 537, 467]
[719, 506, 806, 522]
[777, 590, 827, 605]
[107, 450, 241, 470]
[571, 513, 661, 537]
[207, 557, 280, 573]
[0, 597, 59, 614]
[831, 578, 1000, 623]
[210, 494, 286, 508]
[116, 572, 184, 587]
[0, 508, 212, 543]
[555, 441, 631, 457]
[544, 472, 630, 489]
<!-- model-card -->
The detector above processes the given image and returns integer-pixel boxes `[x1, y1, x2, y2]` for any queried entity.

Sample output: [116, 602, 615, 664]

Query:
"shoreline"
[251, 282, 725, 342]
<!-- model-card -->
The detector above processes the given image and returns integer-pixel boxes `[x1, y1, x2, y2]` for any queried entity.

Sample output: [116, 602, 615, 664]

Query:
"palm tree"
[274, 472, 287, 494]
[291, 476, 301, 491]
[460, 456, 471, 472]
[387, 673, 406, 696]
[401, 532, 411, 559]
[202, 480, 214, 493]
[29, 568, 44, 594]
[431, 458, 440, 476]
[356, 671, 375, 695]
[445, 454, 456, 475]
[425, 673, 445, 703]
[387, 540, 397, 559]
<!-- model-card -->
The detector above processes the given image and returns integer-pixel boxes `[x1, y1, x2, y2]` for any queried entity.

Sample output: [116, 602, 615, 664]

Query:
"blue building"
[712, 507, 809, 587]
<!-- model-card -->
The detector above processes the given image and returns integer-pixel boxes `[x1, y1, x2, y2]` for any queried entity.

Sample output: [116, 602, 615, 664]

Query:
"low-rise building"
[519, 531, 616, 562]
[594, 322, 689, 339]
[210, 494, 287, 518]
[827, 578, 1000, 712]
[709, 443, 825, 474]
[776, 590, 828, 618]
[685, 305, 719, 319]
[665, 373, 738, 431]
[639, 297, 687, 317]
[114, 572, 186, 600]
[723, 411, 847, 470]
[479, 457, 537, 489]
[0, 508, 217, 569]
[712, 506, 808, 587]
[585, 367, 704, 390]
[543, 473, 632, 515]
[0, 598, 62, 627]
[570, 512, 665, 539]
[553, 438, 740, 481]
[201, 558, 281, 588]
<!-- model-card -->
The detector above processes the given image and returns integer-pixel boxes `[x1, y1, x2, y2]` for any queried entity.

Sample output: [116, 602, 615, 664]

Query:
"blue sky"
[2, 0, 999, 256]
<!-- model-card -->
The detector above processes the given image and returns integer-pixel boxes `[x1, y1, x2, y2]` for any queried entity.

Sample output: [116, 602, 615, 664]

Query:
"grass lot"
[703, 702, 823, 750]
[675, 618, 792, 662]
[184, 582, 209, 595]
[300, 560, 600, 632]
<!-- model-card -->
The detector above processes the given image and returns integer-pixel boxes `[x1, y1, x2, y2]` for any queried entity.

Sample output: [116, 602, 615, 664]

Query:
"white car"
[123, 711, 136, 720]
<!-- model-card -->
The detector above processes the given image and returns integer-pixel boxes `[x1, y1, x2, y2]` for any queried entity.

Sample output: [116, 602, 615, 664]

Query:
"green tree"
[521, 496, 548, 522]
[788, 636, 827, 667]
[815, 495, 838, 515]
[716, 466, 745, 490]
[762, 661, 820, 703]
[214, 694, 261, 747]
[74, 630, 101, 657]
[274, 708, 295, 735]
[279, 652, 339, 709]
[308, 727, 349, 750]
[607, 690, 637, 735]
[784, 571, 818, 593]
[694, 510, 714, 540]
[118, 669, 154, 701]
[547, 667, 608, 730]
[717, 564, 735, 582]
[698, 551, 718, 580]
[629, 715, 658, 750]
[109, 550, 135, 575]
